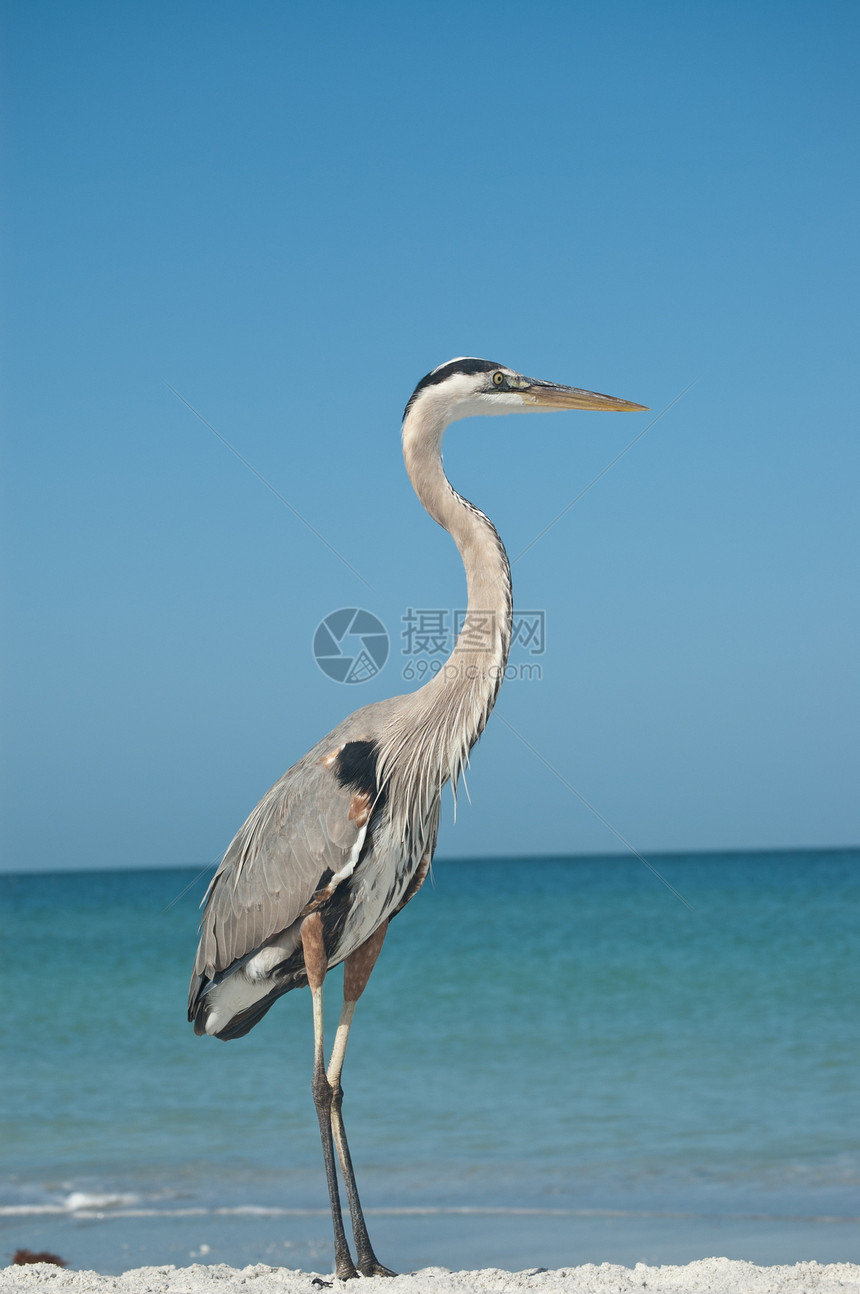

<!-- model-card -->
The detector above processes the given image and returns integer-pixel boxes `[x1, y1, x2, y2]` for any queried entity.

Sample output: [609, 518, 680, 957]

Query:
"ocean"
[1, 851, 858, 1274]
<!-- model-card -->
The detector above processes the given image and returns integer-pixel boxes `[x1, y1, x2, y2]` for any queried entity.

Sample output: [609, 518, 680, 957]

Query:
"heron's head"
[403, 357, 647, 425]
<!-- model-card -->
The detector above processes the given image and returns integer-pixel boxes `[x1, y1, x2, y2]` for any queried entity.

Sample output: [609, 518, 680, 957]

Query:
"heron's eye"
[492, 371, 505, 387]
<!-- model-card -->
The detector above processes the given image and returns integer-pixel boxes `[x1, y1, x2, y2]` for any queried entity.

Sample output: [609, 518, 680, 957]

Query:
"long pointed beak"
[521, 380, 647, 413]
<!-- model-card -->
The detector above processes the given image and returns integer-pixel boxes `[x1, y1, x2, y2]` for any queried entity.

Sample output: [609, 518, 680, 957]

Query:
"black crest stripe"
[403, 358, 503, 420]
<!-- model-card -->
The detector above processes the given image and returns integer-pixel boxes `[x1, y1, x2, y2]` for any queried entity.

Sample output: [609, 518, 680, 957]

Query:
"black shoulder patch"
[403, 358, 502, 420]
[335, 739, 381, 799]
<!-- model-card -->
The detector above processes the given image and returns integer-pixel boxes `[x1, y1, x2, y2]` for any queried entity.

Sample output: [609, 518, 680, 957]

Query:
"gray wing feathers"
[191, 756, 363, 987]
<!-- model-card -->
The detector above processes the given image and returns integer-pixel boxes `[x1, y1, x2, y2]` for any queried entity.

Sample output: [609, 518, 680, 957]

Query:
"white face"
[418, 367, 532, 424]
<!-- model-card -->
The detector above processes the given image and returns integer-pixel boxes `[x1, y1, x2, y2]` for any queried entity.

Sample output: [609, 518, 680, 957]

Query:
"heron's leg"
[327, 920, 395, 1278]
[301, 914, 358, 1281]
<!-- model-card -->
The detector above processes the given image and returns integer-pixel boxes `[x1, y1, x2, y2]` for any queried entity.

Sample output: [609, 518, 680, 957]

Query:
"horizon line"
[1, 841, 858, 880]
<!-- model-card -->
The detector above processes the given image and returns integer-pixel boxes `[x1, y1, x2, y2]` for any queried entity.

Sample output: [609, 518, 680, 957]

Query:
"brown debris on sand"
[12, 1250, 68, 1268]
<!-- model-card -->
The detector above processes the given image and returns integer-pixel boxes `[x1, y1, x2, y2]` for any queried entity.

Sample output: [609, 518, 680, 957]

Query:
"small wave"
[63, 1191, 141, 1212]
[0, 1191, 141, 1216]
[0, 1206, 64, 1217]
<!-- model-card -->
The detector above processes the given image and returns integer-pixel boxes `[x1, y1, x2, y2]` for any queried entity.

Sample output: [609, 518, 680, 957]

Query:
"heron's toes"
[335, 1259, 360, 1281]
[358, 1261, 397, 1278]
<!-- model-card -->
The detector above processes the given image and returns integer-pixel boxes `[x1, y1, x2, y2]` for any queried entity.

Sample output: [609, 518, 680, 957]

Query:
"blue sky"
[2, 0, 858, 871]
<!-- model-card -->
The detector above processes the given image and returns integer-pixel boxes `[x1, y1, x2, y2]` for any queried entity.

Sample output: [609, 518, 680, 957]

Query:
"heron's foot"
[357, 1259, 397, 1278]
[334, 1258, 360, 1281]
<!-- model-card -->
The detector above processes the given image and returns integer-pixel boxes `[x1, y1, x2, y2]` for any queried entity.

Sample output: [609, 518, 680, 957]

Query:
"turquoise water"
[1, 851, 858, 1272]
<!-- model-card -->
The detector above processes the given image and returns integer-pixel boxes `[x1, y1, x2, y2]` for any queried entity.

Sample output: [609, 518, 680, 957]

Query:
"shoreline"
[3, 1206, 857, 1280]
[3, 1259, 860, 1293]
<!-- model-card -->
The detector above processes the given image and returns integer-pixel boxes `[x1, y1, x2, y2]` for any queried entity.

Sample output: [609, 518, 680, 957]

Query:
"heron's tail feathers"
[196, 990, 281, 1040]
[188, 962, 303, 1040]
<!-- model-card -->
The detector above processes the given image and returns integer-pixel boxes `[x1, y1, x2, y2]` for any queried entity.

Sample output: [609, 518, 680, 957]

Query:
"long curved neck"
[402, 400, 513, 695]
[377, 396, 513, 840]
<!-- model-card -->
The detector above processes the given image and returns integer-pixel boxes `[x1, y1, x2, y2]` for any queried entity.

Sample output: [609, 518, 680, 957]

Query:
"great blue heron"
[188, 358, 646, 1278]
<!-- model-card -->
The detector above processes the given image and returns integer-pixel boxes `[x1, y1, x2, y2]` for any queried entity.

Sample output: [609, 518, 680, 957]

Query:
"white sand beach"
[2, 1261, 860, 1294]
